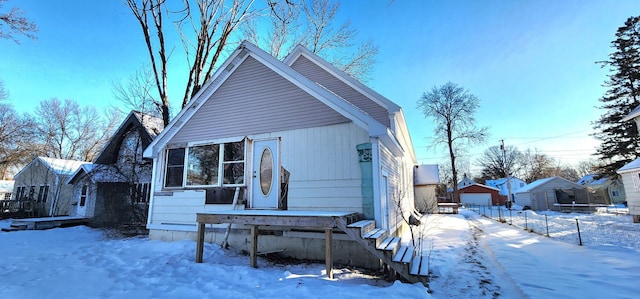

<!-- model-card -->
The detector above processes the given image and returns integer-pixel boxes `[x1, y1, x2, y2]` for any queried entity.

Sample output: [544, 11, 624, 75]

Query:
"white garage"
[461, 193, 492, 206]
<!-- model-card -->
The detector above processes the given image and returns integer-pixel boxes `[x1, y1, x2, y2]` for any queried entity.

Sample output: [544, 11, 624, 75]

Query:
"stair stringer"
[335, 218, 428, 286]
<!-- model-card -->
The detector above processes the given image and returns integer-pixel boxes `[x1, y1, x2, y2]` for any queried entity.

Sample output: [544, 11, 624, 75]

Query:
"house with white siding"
[485, 176, 527, 201]
[13, 157, 88, 216]
[617, 105, 640, 222]
[142, 41, 418, 267]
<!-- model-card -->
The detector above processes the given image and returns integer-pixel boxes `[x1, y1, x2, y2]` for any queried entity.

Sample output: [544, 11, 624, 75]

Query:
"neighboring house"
[514, 176, 587, 211]
[459, 183, 506, 206]
[141, 41, 418, 267]
[13, 157, 88, 216]
[457, 174, 475, 189]
[414, 164, 439, 213]
[577, 174, 626, 205]
[485, 176, 527, 201]
[67, 111, 163, 226]
[0, 180, 14, 201]
[617, 107, 640, 222]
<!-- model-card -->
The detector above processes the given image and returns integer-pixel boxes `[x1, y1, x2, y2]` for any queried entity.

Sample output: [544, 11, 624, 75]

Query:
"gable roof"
[283, 45, 416, 162]
[459, 183, 500, 192]
[621, 105, 640, 122]
[95, 111, 163, 164]
[13, 157, 89, 181]
[414, 164, 439, 185]
[515, 176, 584, 193]
[66, 164, 128, 185]
[144, 41, 404, 159]
[617, 157, 640, 174]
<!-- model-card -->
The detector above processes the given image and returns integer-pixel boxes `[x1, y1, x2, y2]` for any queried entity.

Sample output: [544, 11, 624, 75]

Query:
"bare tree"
[576, 159, 600, 178]
[557, 166, 580, 182]
[0, 0, 37, 43]
[174, 0, 255, 107]
[247, 0, 378, 81]
[125, 0, 170, 126]
[34, 99, 119, 162]
[112, 66, 163, 118]
[418, 82, 488, 203]
[125, 0, 256, 125]
[0, 80, 39, 179]
[476, 145, 523, 180]
[244, 0, 299, 59]
[520, 148, 556, 183]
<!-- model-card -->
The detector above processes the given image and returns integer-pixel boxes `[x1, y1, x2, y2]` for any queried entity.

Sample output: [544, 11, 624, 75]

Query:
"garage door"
[461, 193, 492, 206]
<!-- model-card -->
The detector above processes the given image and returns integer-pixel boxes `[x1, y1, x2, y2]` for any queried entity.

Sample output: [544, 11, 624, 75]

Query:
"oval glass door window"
[259, 148, 273, 196]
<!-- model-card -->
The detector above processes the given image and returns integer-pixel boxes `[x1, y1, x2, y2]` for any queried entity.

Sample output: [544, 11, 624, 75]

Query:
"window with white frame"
[37, 185, 49, 203]
[165, 140, 245, 188]
[4, 193, 10, 200]
[80, 185, 88, 207]
[16, 186, 25, 200]
[633, 172, 640, 192]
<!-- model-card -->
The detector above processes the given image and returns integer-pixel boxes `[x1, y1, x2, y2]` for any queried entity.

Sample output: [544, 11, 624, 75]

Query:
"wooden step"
[384, 237, 401, 252]
[409, 256, 421, 275]
[347, 220, 376, 238]
[401, 246, 414, 263]
[419, 256, 430, 276]
[367, 228, 385, 239]
[376, 237, 395, 250]
[393, 246, 409, 262]
[362, 227, 383, 239]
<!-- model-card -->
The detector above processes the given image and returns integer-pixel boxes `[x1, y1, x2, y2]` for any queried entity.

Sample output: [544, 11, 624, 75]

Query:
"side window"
[187, 144, 220, 186]
[80, 186, 88, 207]
[38, 185, 49, 203]
[165, 148, 185, 187]
[223, 141, 245, 185]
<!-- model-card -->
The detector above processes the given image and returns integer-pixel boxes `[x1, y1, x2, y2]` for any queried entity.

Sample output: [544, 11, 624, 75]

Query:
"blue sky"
[1, 0, 638, 174]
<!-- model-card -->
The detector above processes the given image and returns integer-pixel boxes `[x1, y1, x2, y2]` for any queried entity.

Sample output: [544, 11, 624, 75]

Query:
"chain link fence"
[466, 205, 640, 250]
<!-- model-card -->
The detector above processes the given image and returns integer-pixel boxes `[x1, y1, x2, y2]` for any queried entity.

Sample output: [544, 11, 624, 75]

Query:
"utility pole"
[501, 140, 513, 207]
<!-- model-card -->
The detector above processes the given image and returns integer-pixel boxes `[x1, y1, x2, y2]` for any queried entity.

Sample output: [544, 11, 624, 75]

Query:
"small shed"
[459, 183, 506, 206]
[414, 164, 439, 213]
[514, 176, 586, 211]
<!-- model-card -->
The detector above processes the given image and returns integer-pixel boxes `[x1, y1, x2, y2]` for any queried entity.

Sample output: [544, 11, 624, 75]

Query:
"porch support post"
[325, 228, 333, 279]
[250, 225, 258, 268]
[196, 222, 205, 263]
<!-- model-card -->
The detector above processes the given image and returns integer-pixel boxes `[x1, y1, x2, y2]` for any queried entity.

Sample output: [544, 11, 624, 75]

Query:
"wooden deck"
[2, 216, 88, 231]
[195, 210, 359, 279]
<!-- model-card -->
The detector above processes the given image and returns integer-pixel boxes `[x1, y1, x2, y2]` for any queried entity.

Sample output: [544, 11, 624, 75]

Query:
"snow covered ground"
[1, 210, 639, 299]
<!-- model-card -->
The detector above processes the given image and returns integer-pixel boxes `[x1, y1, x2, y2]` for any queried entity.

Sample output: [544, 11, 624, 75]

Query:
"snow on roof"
[515, 177, 556, 193]
[67, 164, 128, 184]
[621, 105, 640, 122]
[0, 180, 14, 193]
[515, 176, 584, 193]
[414, 164, 439, 184]
[134, 111, 164, 138]
[577, 174, 598, 185]
[617, 157, 640, 173]
[459, 183, 500, 192]
[39, 157, 89, 176]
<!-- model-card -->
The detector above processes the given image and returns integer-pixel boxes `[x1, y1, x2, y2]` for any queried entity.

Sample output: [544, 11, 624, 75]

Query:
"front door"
[251, 139, 279, 209]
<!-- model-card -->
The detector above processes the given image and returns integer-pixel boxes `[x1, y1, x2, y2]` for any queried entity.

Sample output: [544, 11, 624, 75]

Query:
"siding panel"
[291, 56, 390, 127]
[149, 122, 370, 226]
[170, 56, 350, 144]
